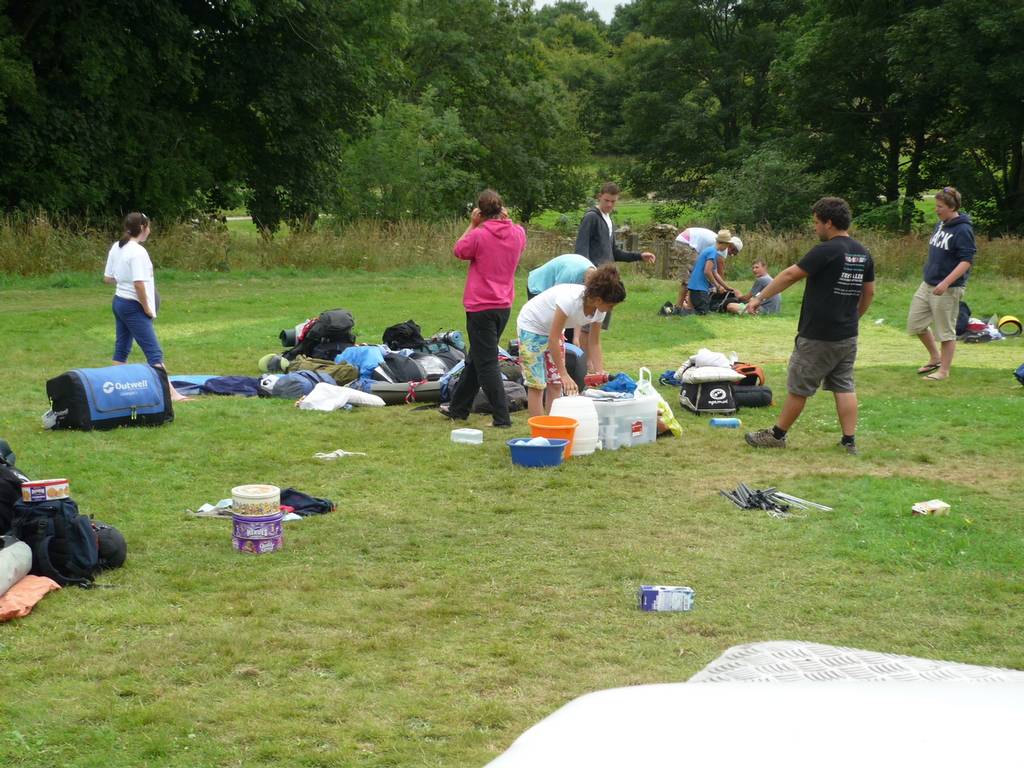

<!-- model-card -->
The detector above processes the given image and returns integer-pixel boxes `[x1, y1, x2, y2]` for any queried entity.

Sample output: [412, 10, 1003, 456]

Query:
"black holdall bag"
[679, 381, 737, 415]
[46, 364, 173, 431]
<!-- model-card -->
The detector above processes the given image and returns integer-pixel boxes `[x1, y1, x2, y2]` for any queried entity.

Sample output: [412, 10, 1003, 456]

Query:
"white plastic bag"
[635, 367, 682, 437]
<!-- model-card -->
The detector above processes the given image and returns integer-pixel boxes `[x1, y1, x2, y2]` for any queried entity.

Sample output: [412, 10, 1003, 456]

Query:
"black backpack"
[283, 309, 357, 361]
[10, 497, 99, 587]
[471, 380, 528, 414]
[383, 320, 427, 351]
[956, 301, 970, 336]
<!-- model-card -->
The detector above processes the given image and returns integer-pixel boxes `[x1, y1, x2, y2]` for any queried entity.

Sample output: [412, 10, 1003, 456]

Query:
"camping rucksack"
[711, 290, 740, 313]
[956, 301, 971, 337]
[679, 382, 737, 415]
[1015, 363, 1024, 386]
[471, 380, 528, 414]
[383, 320, 427, 351]
[46, 364, 173, 431]
[10, 497, 99, 587]
[282, 309, 357, 361]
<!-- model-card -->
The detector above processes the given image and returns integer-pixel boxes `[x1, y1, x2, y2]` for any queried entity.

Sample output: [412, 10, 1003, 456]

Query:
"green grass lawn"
[2, 268, 1023, 767]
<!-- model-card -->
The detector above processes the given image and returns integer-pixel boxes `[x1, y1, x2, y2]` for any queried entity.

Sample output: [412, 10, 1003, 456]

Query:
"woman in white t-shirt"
[516, 264, 627, 417]
[103, 212, 188, 401]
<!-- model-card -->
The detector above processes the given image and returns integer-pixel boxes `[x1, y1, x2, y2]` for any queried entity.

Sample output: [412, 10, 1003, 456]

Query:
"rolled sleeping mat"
[997, 315, 1022, 337]
[733, 385, 773, 408]
[0, 536, 33, 598]
[280, 328, 297, 347]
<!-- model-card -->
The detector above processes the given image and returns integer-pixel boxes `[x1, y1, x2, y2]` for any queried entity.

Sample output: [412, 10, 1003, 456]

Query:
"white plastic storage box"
[593, 394, 658, 450]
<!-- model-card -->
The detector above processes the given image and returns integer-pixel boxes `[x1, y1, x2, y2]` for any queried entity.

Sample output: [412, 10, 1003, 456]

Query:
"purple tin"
[232, 511, 283, 554]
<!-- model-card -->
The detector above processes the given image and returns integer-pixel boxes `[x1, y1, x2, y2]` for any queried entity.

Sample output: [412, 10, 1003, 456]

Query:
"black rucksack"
[956, 301, 971, 336]
[283, 309, 357, 361]
[471, 380, 528, 414]
[383, 320, 427, 351]
[10, 497, 99, 587]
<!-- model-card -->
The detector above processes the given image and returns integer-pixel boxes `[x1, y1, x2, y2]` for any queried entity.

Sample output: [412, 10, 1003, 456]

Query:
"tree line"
[1, 0, 1020, 234]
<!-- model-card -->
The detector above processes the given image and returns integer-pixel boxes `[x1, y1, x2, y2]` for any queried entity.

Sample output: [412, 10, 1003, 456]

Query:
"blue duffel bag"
[45, 364, 173, 430]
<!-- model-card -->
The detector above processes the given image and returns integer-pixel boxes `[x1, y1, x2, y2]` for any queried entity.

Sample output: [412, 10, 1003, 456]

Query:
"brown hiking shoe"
[744, 428, 786, 448]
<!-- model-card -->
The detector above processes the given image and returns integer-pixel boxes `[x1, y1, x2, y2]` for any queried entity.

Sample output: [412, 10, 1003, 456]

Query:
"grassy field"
[1, 266, 1023, 767]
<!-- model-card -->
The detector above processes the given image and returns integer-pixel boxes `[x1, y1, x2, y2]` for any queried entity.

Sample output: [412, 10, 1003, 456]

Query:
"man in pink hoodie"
[445, 189, 527, 427]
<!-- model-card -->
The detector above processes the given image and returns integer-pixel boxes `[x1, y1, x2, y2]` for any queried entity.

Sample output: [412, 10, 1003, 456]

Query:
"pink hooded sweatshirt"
[454, 218, 527, 312]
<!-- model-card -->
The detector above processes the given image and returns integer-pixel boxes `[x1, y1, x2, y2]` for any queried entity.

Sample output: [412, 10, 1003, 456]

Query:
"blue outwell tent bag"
[46, 364, 173, 430]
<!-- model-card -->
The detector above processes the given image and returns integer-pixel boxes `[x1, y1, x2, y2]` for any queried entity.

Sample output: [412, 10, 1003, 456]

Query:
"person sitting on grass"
[516, 264, 626, 417]
[725, 260, 781, 315]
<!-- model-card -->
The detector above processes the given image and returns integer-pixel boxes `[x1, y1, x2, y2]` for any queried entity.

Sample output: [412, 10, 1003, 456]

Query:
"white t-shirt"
[601, 211, 614, 238]
[675, 227, 718, 254]
[105, 240, 156, 316]
[517, 283, 606, 336]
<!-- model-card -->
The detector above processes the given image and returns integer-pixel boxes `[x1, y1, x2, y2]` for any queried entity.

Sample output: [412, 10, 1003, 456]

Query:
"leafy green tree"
[889, 0, 1024, 233]
[775, 0, 950, 231]
[400, 0, 590, 220]
[335, 92, 483, 221]
[615, 0, 801, 198]
[0, 1, 400, 232]
[0, 1, 211, 218]
[530, 1, 621, 153]
[192, 0, 402, 234]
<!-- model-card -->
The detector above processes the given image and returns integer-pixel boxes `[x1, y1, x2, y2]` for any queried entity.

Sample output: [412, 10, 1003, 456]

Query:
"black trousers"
[449, 308, 511, 425]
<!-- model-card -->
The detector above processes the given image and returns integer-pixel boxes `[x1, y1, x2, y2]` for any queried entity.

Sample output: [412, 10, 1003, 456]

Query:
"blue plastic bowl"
[507, 437, 570, 468]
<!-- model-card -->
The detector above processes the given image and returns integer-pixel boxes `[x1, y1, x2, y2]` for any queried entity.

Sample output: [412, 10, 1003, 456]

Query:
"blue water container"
[709, 417, 741, 428]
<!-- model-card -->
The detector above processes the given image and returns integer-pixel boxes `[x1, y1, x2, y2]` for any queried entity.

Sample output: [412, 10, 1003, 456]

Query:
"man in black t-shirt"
[743, 197, 875, 455]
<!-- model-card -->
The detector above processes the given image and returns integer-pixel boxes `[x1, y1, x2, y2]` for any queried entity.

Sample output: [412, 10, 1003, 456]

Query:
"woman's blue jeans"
[112, 296, 164, 365]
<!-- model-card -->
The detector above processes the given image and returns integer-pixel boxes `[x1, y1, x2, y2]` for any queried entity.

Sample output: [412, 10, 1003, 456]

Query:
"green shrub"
[704, 148, 827, 231]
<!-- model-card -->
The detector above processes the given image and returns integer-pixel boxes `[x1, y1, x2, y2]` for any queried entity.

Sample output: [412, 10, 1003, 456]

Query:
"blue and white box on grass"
[638, 585, 694, 612]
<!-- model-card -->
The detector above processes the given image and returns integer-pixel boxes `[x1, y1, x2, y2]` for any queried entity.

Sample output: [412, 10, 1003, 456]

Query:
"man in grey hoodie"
[571, 182, 654, 349]
[907, 186, 976, 381]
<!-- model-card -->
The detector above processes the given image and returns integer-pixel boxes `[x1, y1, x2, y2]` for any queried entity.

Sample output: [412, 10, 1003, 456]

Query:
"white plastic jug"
[549, 396, 599, 455]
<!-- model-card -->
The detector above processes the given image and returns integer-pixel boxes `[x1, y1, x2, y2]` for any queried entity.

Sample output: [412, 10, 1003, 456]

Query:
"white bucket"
[549, 396, 599, 455]
[231, 484, 281, 519]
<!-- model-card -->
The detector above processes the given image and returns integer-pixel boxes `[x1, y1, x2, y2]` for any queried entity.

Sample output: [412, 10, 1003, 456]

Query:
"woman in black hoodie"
[906, 186, 976, 381]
